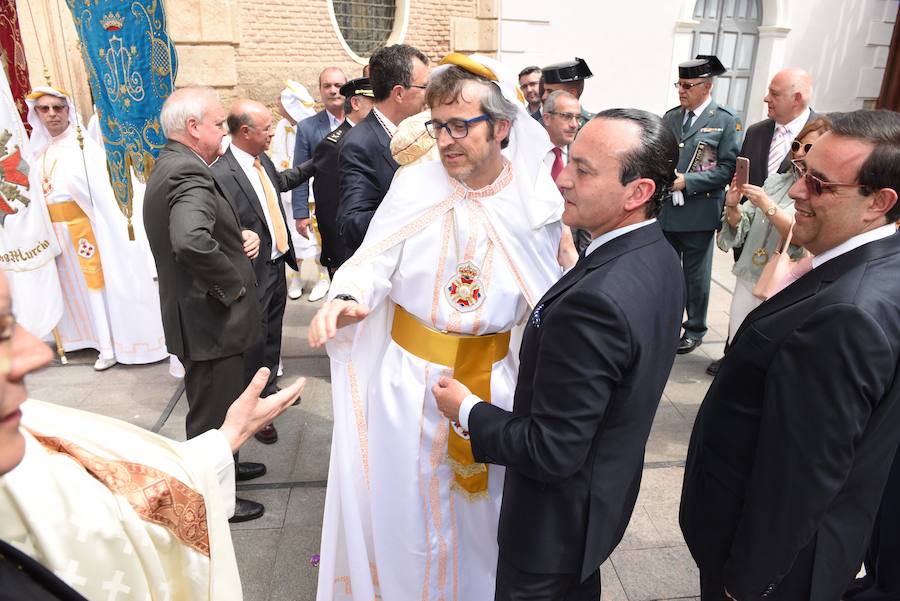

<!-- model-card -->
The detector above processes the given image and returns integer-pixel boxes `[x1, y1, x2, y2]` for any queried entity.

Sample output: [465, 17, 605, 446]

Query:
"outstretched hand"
[219, 367, 305, 453]
[307, 299, 370, 347]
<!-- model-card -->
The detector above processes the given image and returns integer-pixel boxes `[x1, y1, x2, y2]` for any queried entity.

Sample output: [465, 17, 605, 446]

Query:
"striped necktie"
[768, 125, 789, 175]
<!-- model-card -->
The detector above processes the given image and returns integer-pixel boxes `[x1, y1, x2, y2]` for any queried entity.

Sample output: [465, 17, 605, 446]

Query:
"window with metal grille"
[332, 0, 397, 57]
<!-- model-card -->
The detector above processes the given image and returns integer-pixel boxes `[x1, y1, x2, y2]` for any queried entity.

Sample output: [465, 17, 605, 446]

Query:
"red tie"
[551, 147, 564, 182]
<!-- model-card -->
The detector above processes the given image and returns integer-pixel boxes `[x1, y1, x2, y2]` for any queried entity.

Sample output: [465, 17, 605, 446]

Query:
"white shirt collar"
[346, 117, 357, 127]
[685, 96, 712, 121]
[372, 107, 397, 137]
[778, 106, 811, 137]
[326, 110, 342, 131]
[811, 223, 896, 269]
[585, 219, 657, 257]
[229, 143, 257, 168]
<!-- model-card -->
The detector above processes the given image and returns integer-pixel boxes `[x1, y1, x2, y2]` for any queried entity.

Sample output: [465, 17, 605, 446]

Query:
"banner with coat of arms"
[65, 0, 177, 233]
[0, 67, 64, 339]
[0, 0, 32, 129]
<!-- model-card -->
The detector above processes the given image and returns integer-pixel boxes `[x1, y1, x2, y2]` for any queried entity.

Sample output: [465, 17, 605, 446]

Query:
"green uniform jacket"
[659, 101, 741, 232]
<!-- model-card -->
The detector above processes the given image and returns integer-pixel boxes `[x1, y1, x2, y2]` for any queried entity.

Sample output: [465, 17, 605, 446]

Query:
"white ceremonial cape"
[317, 156, 564, 601]
[0, 68, 63, 339]
[30, 124, 167, 363]
[0, 399, 241, 600]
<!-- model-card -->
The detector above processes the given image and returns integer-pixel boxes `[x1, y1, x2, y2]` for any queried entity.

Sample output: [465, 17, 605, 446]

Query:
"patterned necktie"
[253, 158, 289, 254]
[768, 125, 789, 175]
[551, 146, 564, 182]
[682, 111, 695, 135]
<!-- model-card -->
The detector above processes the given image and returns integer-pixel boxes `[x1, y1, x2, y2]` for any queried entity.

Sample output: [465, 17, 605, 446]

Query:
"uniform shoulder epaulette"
[717, 104, 737, 116]
[664, 106, 681, 116]
[325, 127, 346, 144]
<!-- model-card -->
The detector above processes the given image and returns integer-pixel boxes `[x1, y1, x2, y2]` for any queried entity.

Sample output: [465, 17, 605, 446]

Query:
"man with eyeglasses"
[706, 68, 816, 376]
[517, 65, 544, 119]
[680, 109, 900, 601]
[211, 99, 314, 448]
[660, 55, 741, 355]
[338, 44, 430, 254]
[541, 58, 594, 128]
[24, 87, 167, 372]
[308, 53, 571, 600]
[542, 90, 580, 182]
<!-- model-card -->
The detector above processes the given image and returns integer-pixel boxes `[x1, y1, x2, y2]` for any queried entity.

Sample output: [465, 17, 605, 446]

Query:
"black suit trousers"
[181, 353, 245, 440]
[859, 444, 900, 599]
[495, 555, 600, 601]
[244, 255, 288, 396]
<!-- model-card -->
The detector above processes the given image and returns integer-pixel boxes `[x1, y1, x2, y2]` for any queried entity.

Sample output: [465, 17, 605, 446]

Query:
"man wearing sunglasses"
[661, 55, 742, 356]
[706, 68, 816, 375]
[681, 109, 900, 601]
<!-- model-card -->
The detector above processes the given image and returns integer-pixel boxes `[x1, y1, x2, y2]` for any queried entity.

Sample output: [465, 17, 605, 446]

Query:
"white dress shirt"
[230, 144, 284, 261]
[327, 109, 342, 131]
[457, 219, 658, 430]
[372, 106, 397, 137]
[778, 106, 812, 141]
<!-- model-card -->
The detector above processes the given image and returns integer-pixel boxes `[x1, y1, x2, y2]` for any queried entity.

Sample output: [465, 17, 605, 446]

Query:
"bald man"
[211, 100, 313, 444]
[291, 67, 347, 236]
[707, 67, 816, 376]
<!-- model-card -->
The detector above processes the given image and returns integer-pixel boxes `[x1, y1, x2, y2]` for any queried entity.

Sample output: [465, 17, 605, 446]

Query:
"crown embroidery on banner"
[100, 12, 125, 31]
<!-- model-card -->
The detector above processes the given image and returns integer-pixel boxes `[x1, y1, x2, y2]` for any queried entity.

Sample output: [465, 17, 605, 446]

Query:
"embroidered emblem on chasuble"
[77, 237, 95, 259]
[34, 434, 211, 556]
[444, 261, 485, 312]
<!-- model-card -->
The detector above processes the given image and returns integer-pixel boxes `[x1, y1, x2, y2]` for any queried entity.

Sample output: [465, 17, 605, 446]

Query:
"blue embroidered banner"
[66, 0, 177, 224]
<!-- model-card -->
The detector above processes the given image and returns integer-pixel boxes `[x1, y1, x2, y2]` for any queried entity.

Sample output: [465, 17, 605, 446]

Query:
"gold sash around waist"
[390, 303, 510, 498]
[47, 200, 104, 290]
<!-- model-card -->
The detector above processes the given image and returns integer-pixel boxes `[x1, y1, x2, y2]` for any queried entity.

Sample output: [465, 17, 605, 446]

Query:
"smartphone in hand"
[735, 157, 750, 189]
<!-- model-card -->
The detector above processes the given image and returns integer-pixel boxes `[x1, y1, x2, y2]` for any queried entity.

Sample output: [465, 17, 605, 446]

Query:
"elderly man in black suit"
[211, 99, 314, 444]
[434, 108, 684, 600]
[707, 67, 815, 375]
[144, 86, 267, 522]
[338, 44, 429, 253]
[680, 109, 900, 601]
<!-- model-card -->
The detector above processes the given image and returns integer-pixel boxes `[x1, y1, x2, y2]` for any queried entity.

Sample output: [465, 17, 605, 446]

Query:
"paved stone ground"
[27, 250, 738, 601]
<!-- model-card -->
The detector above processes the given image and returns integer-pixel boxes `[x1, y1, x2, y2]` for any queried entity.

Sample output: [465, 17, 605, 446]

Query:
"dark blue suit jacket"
[337, 110, 398, 253]
[291, 109, 335, 218]
[469, 223, 684, 580]
[681, 232, 900, 601]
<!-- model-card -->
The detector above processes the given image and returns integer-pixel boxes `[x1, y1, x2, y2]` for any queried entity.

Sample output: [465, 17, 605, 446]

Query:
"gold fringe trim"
[450, 480, 490, 502]
[445, 454, 487, 478]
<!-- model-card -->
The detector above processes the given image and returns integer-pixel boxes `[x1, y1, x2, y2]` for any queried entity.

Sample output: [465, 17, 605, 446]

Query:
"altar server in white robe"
[308, 53, 577, 601]
[26, 87, 167, 370]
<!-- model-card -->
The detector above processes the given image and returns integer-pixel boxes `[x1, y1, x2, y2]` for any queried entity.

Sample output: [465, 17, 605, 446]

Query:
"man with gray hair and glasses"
[308, 53, 575, 600]
[144, 86, 268, 523]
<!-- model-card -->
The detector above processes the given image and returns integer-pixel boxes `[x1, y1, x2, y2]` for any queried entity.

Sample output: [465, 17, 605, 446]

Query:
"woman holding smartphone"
[717, 116, 831, 339]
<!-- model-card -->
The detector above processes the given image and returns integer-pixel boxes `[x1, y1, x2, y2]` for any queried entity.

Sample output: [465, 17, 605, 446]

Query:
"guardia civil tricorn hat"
[339, 77, 374, 99]
[542, 58, 593, 84]
[678, 55, 727, 79]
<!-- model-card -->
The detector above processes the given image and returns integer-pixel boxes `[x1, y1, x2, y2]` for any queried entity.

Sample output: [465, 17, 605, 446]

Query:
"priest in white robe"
[0, 267, 305, 599]
[25, 87, 167, 370]
[308, 54, 577, 601]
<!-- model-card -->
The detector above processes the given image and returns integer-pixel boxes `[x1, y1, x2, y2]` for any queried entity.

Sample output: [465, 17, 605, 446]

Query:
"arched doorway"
[690, 0, 763, 124]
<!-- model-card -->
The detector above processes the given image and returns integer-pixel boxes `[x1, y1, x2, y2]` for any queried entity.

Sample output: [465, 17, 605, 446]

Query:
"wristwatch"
[765, 205, 777, 216]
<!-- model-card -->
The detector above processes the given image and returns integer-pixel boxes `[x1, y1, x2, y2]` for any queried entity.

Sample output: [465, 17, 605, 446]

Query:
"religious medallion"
[445, 261, 485, 312]
[751, 247, 769, 266]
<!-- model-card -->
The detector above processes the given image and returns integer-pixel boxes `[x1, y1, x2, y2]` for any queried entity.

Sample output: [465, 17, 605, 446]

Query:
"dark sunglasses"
[790, 159, 871, 197]
[791, 141, 813, 154]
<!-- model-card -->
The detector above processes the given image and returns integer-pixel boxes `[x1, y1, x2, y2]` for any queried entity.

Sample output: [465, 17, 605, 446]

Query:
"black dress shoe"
[254, 423, 278, 444]
[229, 498, 265, 523]
[706, 358, 721, 375]
[677, 335, 702, 355]
[236, 461, 267, 482]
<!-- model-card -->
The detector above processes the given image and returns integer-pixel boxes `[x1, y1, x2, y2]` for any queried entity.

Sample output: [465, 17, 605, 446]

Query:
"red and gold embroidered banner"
[0, 0, 32, 130]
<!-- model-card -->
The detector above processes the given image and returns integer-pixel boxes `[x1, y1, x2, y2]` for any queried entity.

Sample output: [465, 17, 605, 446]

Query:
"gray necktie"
[682, 111, 695, 135]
